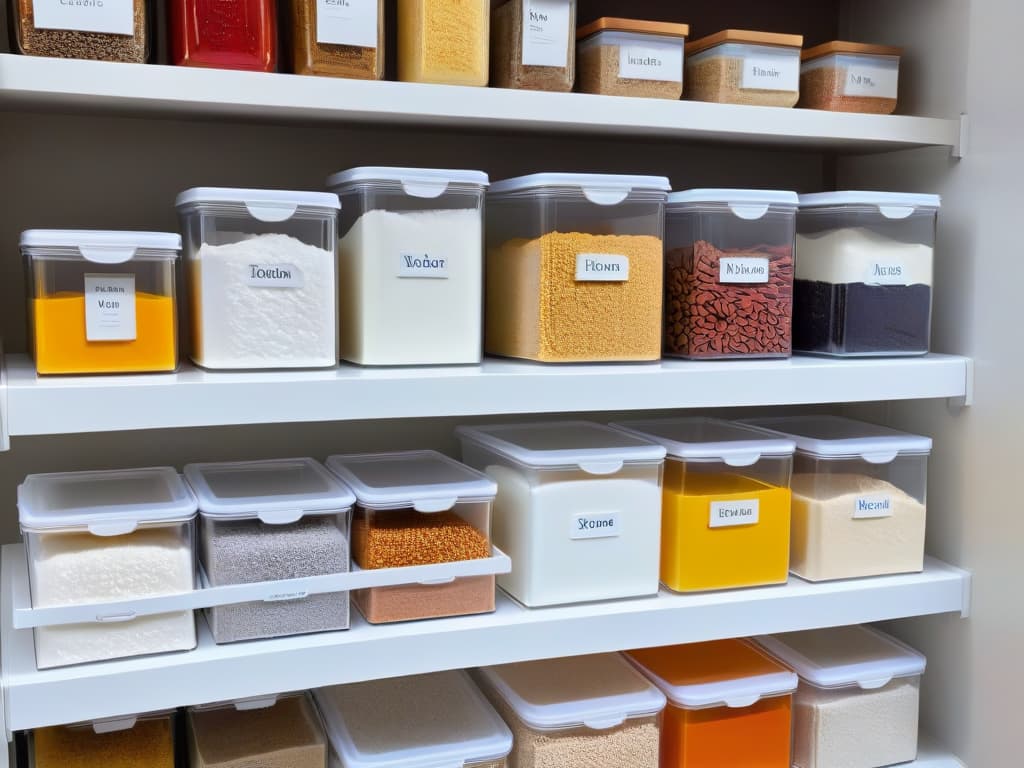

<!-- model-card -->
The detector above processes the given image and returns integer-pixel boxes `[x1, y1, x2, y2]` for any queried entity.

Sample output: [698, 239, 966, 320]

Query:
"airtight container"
[800, 42, 902, 114]
[316, 671, 513, 768]
[475, 653, 667, 767]
[485, 173, 670, 362]
[327, 167, 489, 365]
[176, 187, 341, 370]
[325, 450, 497, 623]
[612, 418, 795, 592]
[22, 230, 181, 375]
[457, 421, 666, 606]
[685, 30, 803, 107]
[397, 0, 490, 85]
[170, 0, 277, 71]
[743, 415, 931, 582]
[491, 0, 576, 92]
[757, 626, 926, 768]
[664, 190, 798, 358]
[184, 458, 355, 643]
[13, 0, 149, 61]
[795, 192, 940, 357]
[30, 710, 177, 768]
[576, 18, 689, 100]
[17, 467, 197, 669]
[290, 0, 384, 78]
[627, 639, 798, 768]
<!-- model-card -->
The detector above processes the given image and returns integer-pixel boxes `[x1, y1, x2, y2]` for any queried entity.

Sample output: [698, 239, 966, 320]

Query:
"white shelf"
[0, 55, 962, 153]
[914, 737, 968, 768]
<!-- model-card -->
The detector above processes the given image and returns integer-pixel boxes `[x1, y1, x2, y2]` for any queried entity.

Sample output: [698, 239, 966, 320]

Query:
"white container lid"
[756, 625, 926, 691]
[799, 191, 941, 212]
[20, 230, 181, 264]
[477, 653, 667, 731]
[611, 417, 795, 466]
[489, 173, 671, 205]
[324, 450, 496, 512]
[667, 189, 799, 206]
[742, 415, 932, 463]
[326, 167, 489, 196]
[184, 458, 356, 524]
[456, 421, 666, 474]
[175, 188, 340, 223]
[315, 671, 513, 768]
[18, 467, 197, 536]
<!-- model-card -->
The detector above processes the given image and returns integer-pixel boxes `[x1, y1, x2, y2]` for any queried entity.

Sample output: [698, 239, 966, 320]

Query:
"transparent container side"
[686, 43, 800, 107]
[14, 0, 149, 61]
[29, 711, 177, 768]
[800, 53, 900, 114]
[662, 694, 792, 767]
[576, 30, 684, 100]
[491, 0, 575, 92]
[170, 0, 277, 70]
[290, 0, 384, 78]
[397, 0, 490, 85]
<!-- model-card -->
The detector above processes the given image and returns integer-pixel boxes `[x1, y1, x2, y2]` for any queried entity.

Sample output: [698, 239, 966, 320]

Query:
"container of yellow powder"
[22, 230, 181, 375]
[485, 173, 669, 362]
[30, 710, 177, 768]
[398, 0, 490, 85]
[613, 417, 795, 592]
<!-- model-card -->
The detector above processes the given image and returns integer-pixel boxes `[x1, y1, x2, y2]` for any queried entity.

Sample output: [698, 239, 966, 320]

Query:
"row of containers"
[26, 628, 928, 768]
[25, 171, 941, 374]
[17, 415, 930, 670]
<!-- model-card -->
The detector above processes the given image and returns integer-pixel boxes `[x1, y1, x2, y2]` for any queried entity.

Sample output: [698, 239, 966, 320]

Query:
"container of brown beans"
[325, 450, 498, 624]
[685, 30, 803, 107]
[664, 189, 797, 359]
[289, 0, 384, 78]
[799, 41, 902, 114]
[13, 0, 150, 61]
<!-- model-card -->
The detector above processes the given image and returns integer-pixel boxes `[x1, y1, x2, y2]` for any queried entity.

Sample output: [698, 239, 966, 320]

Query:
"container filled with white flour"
[184, 458, 355, 644]
[17, 467, 198, 669]
[456, 421, 665, 607]
[757, 625, 927, 768]
[743, 415, 930, 582]
[176, 187, 341, 369]
[327, 167, 488, 366]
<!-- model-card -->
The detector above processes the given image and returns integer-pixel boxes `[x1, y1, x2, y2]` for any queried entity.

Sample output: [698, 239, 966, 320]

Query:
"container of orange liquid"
[22, 230, 181, 375]
[612, 417, 795, 592]
[626, 639, 798, 768]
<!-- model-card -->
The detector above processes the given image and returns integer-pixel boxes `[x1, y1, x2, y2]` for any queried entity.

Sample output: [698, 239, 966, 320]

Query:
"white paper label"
[263, 590, 310, 602]
[576, 253, 629, 282]
[719, 257, 770, 284]
[32, 0, 134, 35]
[245, 264, 304, 289]
[853, 494, 894, 519]
[709, 499, 760, 528]
[865, 261, 909, 286]
[843, 65, 899, 99]
[521, 0, 570, 68]
[741, 54, 800, 91]
[618, 43, 683, 83]
[84, 274, 136, 342]
[316, 0, 377, 48]
[570, 512, 621, 539]
[398, 253, 449, 279]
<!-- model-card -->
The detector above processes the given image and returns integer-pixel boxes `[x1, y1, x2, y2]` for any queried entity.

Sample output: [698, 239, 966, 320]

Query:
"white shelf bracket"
[0, 340, 9, 452]
[947, 357, 974, 413]
[954, 113, 968, 159]
[959, 567, 973, 619]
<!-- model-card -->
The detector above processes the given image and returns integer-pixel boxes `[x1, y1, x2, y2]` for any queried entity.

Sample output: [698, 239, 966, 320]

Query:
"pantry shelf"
[0, 54, 962, 152]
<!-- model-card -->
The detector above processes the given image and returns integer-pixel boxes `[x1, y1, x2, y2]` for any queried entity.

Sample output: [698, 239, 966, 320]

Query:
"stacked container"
[800, 42, 902, 114]
[576, 18, 689, 100]
[491, 0, 576, 92]
[169, 0, 277, 70]
[30, 711, 177, 768]
[397, 0, 490, 85]
[685, 30, 803, 107]
[289, 0, 385, 78]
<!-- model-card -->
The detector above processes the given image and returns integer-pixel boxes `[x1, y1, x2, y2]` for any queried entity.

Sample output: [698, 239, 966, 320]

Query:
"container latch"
[244, 202, 299, 222]
[856, 677, 894, 690]
[578, 461, 624, 475]
[413, 498, 458, 513]
[877, 206, 916, 220]
[860, 450, 899, 465]
[728, 204, 770, 221]
[87, 520, 140, 536]
[92, 716, 138, 734]
[79, 246, 138, 264]
[582, 715, 626, 729]
[257, 509, 306, 525]
[402, 180, 450, 199]
[582, 187, 630, 206]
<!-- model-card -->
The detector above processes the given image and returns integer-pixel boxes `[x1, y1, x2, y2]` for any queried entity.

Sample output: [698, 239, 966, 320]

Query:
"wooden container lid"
[802, 41, 903, 61]
[577, 17, 690, 41]
[686, 29, 804, 56]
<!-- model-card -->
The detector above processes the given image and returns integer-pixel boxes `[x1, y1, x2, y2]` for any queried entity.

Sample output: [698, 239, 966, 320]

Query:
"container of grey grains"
[13, 0, 150, 61]
[576, 17, 689, 100]
[685, 30, 803, 107]
[184, 458, 355, 644]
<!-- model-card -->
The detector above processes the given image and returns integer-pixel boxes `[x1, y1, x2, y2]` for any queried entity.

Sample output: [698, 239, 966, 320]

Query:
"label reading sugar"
[865, 261, 909, 286]
[741, 54, 800, 91]
[853, 495, 893, 519]
[316, 0, 377, 48]
[709, 499, 760, 528]
[398, 253, 449, 279]
[521, 0, 570, 68]
[571, 512, 621, 540]
[576, 253, 629, 282]
[719, 257, 770, 284]
[843, 65, 899, 99]
[618, 43, 683, 83]
[84, 274, 136, 342]
[32, 0, 134, 35]
[264, 590, 310, 602]
[246, 264, 305, 289]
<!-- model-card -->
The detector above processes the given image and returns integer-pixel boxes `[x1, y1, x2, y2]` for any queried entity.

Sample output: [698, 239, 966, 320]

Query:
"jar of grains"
[799, 41, 902, 114]
[170, 0, 277, 71]
[685, 30, 803, 107]
[30, 711, 177, 768]
[576, 18, 689, 100]
[289, 0, 384, 78]
[485, 173, 669, 362]
[491, 0, 576, 92]
[397, 0, 490, 85]
[14, 0, 150, 61]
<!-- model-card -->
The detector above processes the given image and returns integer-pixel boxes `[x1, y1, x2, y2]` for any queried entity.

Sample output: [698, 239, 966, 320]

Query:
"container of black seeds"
[184, 458, 355, 644]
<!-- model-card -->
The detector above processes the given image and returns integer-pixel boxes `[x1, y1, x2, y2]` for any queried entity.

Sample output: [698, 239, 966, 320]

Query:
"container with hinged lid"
[29, 710, 177, 768]
[685, 30, 803, 107]
[576, 17, 689, 100]
[800, 42, 902, 114]
[290, 0, 385, 78]
[491, 0, 576, 92]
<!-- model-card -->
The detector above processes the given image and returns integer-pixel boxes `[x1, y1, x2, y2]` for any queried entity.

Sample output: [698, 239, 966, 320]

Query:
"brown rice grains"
[15, 0, 147, 61]
[351, 508, 490, 569]
[577, 44, 682, 99]
[686, 56, 799, 107]
[799, 66, 897, 114]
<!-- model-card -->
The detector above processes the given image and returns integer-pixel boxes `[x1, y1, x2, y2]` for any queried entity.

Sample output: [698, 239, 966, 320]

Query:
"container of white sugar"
[456, 421, 666, 607]
[756, 625, 926, 768]
[17, 467, 198, 669]
[176, 187, 341, 370]
[743, 415, 931, 582]
[327, 167, 488, 366]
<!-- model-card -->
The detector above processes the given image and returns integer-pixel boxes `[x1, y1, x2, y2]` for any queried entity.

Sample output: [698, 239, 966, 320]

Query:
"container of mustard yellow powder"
[30, 711, 177, 768]
[613, 417, 795, 592]
[22, 230, 181, 375]
[398, 0, 490, 85]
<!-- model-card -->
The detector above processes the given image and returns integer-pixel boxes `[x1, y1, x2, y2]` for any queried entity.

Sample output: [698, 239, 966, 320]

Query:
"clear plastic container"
[22, 230, 181, 375]
[664, 190, 798, 358]
[327, 167, 489, 365]
[29, 710, 177, 768]
[475, 653, 666, 768]
[17, 467, 198, 669]
[316, 670, 513, 768]
[485, 173, 670, 362]
[176, 188, 341, 370]
[491, 0, 576, 92]
[183, 458, 355, 643]
[757, 626, 926, 768]
[627, 639, 798, 768]
[13, 0, 149, 61]
[576, 18, 688, 99]
[800, 42, 902, 114]
[397, 0, 490, 85]
[456, 421, 666, 606]
[743, 415, 931, 582]
[685, 30, 803, 107]
[795, 192, 940, 357]
[170, 0, 277, 71]
[325, 450, 497, 623]
[290, 0, 384, 78]
[612, 418, 795, 592]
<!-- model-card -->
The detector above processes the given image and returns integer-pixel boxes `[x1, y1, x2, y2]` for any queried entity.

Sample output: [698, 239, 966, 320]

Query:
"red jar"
[170, 0, 277, 71]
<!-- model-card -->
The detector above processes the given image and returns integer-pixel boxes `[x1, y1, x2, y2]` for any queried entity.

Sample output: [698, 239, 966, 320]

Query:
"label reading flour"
[709, 499, 760, 528]
[618, 43, 683, 83]
[843, 65, 899, 99]
[84, 274, 137, 342]
[576, 253, 629, 282]
[246, 264, 305, 289]
[570, 512, 621, 540]
[865, 261, 908, 286]
[398, 253, 449, 279]
[521, 0, 570, 68]
[741, 54, 800, 91]
[316, 0, 377, 48]
[719, 257, 770, 284]
[32, 0, 134, 35]
[853, 494, 893, 519]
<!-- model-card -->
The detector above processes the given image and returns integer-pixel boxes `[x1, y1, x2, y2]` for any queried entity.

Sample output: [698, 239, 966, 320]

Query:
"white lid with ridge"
[742, 415, 932, 463]
[612, 417, 795, 466]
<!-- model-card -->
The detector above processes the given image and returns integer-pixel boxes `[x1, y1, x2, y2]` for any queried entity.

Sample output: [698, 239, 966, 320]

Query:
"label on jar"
[32, 0, 134, 35]
[709, 499, 760, 528]
[843, 65, 899, 99]
[618, 43, 683, 83]
[398, 253, 449, 279]
[316, 0, 378, 48]
[719, 256, 770, 284]
[84, 274, 137, 342]
[570, 512, 621, 539]
[576, 253, 629, 282]
[246, 264, 305, 289]
[865, 261, 909, 286]
[741, 54, 800, 91]
[853, 494, 894, 519]
[521, 0, 570, 68]
[264, 590, 310, 602]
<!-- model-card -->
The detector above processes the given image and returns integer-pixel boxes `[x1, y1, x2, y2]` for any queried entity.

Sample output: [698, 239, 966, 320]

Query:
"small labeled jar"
[686, 30, 803, 107]
[576, 17, 689, 100]
[30, 711, 177, 768]
[397, 0, 490, 85]
[800, 41, 902, 114]
[170, 0, 277, 71]
[290, 0, 384, 78]
[13, 0, 149, 61]
[491, 0, 576, 92]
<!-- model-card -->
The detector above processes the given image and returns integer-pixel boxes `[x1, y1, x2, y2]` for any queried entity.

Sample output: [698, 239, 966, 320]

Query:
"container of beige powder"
[743, 415, 930, 582]
[576, 18, 689, 100]
[685, 30, 803, 107]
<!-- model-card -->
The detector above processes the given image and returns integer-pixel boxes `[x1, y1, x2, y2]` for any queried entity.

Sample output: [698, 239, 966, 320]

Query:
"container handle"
[92, 716, 138, 734]
[723, 452, 762, 468]
[582, 715, 626, 729]
[95, 611, 138, 623]
[582, 187, 630, 206]
[87, 520, 139, 536]
[724, 694, 762, 708]
[244, 202, 299, 222]
[417, 576, 457, 586]
[578, 460, 625, 476]
[257, 509, 306, 525]
[233, 695, 280, 711]
[728, 204, 770, 221]
[857, 677, 894, 690]
[860, 450, 899, 464]
[402, 180, 450, 199]
[877, 205, 916, 220]
[412, 498, 458, 513]
[79, 246, 138, 264]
